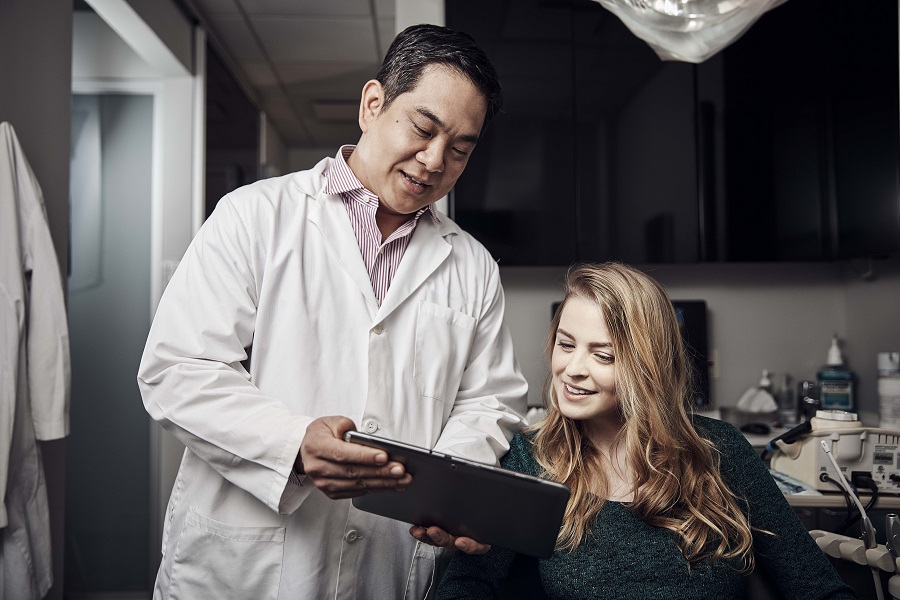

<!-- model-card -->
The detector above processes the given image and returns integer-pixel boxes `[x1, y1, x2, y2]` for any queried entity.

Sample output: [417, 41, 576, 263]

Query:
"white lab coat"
[137, 157, 528, 600]
[0, 122, 71, 600]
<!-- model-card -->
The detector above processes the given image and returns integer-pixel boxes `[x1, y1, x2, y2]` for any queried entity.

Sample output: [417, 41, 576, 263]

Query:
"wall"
[842, 255, 900, 418]
[500, 258, 898, 427]
[0, 3, 72, 263]
[0, 2, 74, 599]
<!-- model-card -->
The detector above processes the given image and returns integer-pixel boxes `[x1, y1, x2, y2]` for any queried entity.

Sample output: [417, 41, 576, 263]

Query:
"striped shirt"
[324, 145, 440, 305]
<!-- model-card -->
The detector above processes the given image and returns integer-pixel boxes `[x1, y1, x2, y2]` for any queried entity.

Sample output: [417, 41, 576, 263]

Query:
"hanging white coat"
[137, 157, 529, 600]
[0, 122, 71, 600]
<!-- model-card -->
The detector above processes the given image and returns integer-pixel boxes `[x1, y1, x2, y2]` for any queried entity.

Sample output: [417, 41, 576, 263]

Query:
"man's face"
[350, 64, 488, 219]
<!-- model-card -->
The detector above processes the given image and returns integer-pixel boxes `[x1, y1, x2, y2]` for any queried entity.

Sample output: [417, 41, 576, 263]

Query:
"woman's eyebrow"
[557, 327, 612, 349]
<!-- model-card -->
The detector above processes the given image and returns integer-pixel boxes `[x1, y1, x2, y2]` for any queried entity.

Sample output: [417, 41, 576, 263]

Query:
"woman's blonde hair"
[531, 262, 756, 570]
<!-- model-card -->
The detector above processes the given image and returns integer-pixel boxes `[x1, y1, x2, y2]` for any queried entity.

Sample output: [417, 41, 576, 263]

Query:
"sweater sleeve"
[436, 433, 536, 599]
[699, 417, 857, 600]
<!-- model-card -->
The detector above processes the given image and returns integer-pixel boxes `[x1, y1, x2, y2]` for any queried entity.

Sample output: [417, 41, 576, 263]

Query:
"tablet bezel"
[344, 430, 570, 558]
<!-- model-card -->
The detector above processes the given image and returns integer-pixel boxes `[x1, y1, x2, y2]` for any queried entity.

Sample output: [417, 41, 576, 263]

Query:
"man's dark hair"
[375, 24, 503, 134]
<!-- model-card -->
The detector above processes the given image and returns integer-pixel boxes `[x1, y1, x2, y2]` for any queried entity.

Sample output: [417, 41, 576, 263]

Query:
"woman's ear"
[358, 79, 384, 133]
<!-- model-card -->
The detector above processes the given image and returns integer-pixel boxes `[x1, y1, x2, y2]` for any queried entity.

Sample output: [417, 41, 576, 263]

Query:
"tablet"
[344, 430, 570, 558]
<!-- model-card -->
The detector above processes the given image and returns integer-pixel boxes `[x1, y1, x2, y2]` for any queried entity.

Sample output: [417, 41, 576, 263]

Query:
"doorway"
[66, 92, 154, 595]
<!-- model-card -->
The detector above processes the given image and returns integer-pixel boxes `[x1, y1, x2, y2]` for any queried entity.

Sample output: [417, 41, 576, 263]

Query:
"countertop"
[786, 493, 900, 508]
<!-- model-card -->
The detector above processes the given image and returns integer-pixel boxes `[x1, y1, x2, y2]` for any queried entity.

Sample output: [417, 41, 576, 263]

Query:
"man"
[137, 24, 528, 599]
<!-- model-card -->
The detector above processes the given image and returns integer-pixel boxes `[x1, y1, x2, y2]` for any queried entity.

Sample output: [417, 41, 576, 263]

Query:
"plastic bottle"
[817, 334, 855, 411]
[759, 369, 772, 394]
[776, 373, 795, 426]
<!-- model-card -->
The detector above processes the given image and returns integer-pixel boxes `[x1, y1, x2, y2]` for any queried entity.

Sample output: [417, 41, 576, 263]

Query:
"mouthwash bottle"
[818, 334, 855, 411]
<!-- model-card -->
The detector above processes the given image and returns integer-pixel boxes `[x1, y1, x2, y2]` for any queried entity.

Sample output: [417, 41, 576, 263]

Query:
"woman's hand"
[409, 524, 492, 554]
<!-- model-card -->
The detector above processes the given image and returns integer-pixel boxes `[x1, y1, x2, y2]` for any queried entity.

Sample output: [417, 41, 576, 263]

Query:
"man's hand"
[297, 416, 411, 499]
[409, 525, 492, 554]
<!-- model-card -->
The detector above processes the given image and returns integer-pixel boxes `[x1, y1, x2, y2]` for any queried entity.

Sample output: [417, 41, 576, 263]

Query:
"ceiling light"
[592, 0, 788, 62]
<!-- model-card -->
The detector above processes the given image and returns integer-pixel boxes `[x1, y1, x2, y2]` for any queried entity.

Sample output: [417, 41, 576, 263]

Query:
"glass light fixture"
[593, 0, 788, 62]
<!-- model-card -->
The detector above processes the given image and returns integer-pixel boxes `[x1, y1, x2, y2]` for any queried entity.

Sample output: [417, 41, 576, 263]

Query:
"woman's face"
[551, 296, 619, 424]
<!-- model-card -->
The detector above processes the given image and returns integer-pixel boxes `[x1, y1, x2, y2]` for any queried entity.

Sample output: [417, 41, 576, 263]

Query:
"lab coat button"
[345, 529, 361, 543]
[363, 419, 379, 433]
[372, 324, 384, 335]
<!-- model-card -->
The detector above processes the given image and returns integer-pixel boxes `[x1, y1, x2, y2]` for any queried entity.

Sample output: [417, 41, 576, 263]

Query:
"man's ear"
[358, 80, 384, 133]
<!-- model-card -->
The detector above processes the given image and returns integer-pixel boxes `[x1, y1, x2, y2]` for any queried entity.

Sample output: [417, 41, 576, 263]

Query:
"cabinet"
[448, 0, 700, 265]
[718, 0, 900, 261]
[447, 0, 580, 266]
[446, 0, 900, 265]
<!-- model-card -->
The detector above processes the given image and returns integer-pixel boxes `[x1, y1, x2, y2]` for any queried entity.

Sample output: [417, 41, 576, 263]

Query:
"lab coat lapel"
[307, 193, 378, 313]
[375, 217, 451, 322]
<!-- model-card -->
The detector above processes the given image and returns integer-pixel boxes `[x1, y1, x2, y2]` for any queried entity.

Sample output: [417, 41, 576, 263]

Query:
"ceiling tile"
[250, 17, 379, 62]
[241, 60, 281, 87]
[257, 92, 297, 119]
[238, 0, 372, 17]
[206, 14, 266, 62]
[183, 0, 449, 149]
[311, 100, 359, 122]
[273, 62, 375, 87]
[282, 64, 376, 97]
[190, 0, 242, 17]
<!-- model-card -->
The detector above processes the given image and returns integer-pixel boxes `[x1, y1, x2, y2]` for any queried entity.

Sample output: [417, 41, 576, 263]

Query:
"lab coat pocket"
[403, 541, 441, 600]
[414, 302, 476, 402]
[168, 507, 285, 600]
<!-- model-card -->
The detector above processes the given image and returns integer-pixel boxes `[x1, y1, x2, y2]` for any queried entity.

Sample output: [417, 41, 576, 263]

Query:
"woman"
[436, 262, 854, 599]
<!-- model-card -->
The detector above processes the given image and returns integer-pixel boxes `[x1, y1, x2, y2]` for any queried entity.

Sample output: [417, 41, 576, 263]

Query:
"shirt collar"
[325, 145, 441, 225]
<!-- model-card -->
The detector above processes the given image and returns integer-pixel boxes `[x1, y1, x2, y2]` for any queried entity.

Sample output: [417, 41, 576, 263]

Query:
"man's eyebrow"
[416, 106, 443, 127]
[415, 106, 480, 144]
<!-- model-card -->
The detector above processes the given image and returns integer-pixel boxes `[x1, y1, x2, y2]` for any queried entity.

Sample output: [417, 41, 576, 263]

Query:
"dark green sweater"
[437, 416, 856, 600]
